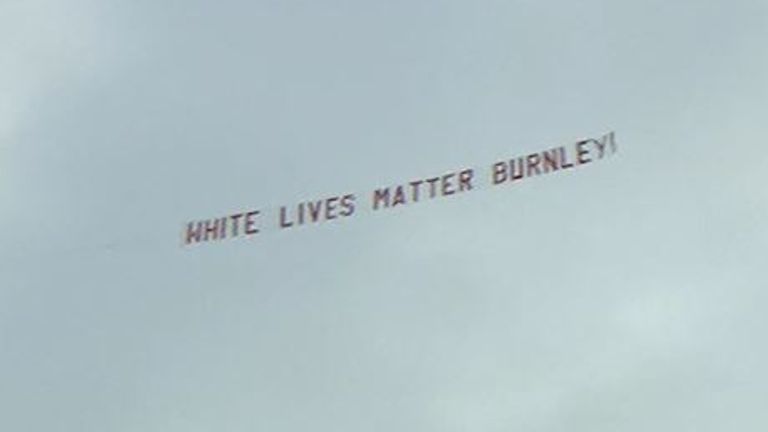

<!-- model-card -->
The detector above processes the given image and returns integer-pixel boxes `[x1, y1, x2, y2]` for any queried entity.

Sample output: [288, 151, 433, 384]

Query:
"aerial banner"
[184, 131, 617, 245]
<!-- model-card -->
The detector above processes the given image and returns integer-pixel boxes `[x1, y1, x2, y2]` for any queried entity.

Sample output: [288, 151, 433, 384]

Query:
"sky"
[2, 1, 767, 431]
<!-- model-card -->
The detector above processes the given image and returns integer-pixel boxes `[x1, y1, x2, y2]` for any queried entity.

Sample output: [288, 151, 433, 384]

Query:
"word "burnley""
[492, 132, 616, 185]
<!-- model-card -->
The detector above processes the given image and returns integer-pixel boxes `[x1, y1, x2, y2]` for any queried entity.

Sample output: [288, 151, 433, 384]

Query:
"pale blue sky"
[2, 1, 767, 431]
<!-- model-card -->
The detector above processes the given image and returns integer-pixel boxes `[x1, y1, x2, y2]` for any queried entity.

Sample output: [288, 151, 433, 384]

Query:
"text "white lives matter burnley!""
[182, 131, 617, 246]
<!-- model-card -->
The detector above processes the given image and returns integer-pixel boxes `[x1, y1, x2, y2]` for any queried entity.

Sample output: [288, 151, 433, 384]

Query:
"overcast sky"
[2, 1, 767, 431]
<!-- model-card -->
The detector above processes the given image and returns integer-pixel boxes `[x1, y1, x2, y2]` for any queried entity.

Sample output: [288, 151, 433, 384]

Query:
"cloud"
[0, 0, 112, 139]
